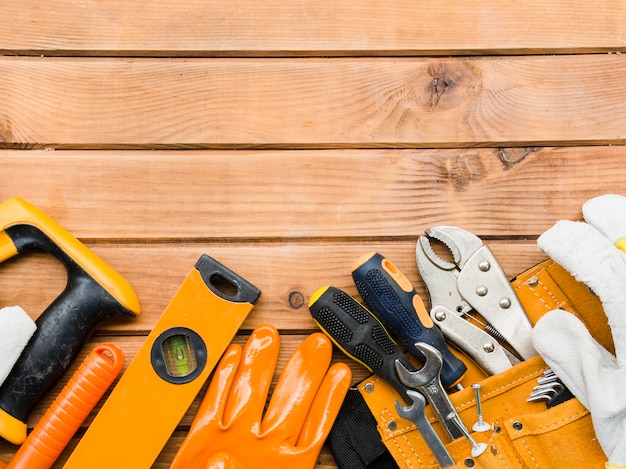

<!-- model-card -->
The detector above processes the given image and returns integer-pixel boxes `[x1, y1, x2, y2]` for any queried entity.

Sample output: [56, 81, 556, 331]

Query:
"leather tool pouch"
[329, 259, 609, 468]
[359, 355, 604, 468]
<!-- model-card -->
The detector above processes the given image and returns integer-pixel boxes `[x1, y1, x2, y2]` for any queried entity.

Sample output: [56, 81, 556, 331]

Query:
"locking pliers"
[416, 226, 536, 375]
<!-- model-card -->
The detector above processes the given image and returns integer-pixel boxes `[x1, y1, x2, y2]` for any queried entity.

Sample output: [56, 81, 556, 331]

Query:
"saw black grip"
[352, 253, 467, 388]
[0, 225, 137, 435]
[309, 285, 414, 403]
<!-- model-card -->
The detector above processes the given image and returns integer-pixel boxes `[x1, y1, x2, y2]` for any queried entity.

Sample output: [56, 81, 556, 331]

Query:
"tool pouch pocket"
[359, 355, 605, 468]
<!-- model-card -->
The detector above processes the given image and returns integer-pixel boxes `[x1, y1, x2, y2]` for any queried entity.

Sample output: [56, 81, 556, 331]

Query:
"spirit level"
[63, 254, 260, 469]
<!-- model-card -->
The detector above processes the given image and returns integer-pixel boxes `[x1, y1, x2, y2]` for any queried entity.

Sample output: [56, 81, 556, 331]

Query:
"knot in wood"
[288, 290, 305, 309]
[425, 62, 481, 111]
[0, 119, 14, 144]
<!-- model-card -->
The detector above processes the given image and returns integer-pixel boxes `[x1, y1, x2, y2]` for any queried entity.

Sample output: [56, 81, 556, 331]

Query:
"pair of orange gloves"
[170, 324, 352, 469]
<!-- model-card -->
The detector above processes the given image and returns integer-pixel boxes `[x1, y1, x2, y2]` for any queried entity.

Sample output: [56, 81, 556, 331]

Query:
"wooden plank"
[1, 56, 626, 148]
[1, 148, 625, 239]
[0, 241, 548, 332]
[1, 1, 625, 56]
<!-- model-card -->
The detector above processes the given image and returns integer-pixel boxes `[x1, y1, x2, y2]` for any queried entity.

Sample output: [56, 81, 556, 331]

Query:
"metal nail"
[447, 412, 487, 457]
[471, 383, 490, 432]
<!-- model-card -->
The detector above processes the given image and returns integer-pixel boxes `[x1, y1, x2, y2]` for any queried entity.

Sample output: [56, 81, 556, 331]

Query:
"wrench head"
[394, 389, 426, 421]
[394, 342, 443, 388]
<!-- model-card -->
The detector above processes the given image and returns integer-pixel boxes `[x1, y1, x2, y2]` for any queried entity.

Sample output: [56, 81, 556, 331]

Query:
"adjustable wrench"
[395, 390, 455, 468]
[395, 342, 465, 440]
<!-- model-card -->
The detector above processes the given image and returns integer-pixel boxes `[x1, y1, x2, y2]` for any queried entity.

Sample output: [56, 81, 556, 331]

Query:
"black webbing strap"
[328, 388, 400, 469]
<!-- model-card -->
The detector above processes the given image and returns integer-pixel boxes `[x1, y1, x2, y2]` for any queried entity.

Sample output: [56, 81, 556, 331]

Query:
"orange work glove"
[170, 324, 352, 469]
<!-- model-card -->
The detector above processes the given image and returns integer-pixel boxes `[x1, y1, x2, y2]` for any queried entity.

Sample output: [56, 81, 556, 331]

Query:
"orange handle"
[5, 343, 124, 469]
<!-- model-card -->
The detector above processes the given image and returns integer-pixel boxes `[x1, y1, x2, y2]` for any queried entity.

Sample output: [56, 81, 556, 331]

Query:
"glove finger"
[583, 194, 626, 251]
[205, 452, 247, 469]
[532, 309, 618, 410]
[538, 220, 626, 362]
[262, 332, 333, 441]
[297, 362, 351, 448]
[170, 344, 242, 469]
[223, 324, 280, 426]
[200, 344, 242, 424]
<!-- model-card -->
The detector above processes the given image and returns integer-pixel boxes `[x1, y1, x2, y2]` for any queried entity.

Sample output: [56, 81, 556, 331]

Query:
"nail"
[447, 412, 487, 458]
[471, 383, 490, 432]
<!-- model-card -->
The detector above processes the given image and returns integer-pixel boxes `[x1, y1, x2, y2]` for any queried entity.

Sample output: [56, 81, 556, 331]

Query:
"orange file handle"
[2, 343, 124, 469]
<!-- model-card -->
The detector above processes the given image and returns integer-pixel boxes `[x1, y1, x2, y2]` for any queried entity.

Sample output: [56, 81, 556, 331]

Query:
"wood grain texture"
[0, 56, 625, 148]
[1, 148, 624, 239]
[0, 241, 548, 333]
[1, 2, 623, 468]
[1, 1, 625, 56]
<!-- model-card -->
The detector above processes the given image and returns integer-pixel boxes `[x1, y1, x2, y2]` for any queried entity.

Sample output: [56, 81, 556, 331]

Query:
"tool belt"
[328, 259, 609, 468]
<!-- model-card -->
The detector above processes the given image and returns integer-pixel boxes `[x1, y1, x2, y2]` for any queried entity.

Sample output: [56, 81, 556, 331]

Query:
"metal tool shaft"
[447, 412, 487, 458]
[395, 390, 455, 468]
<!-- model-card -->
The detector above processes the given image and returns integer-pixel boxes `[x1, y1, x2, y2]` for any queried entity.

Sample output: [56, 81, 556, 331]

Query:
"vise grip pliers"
[416, 226, 537, 375]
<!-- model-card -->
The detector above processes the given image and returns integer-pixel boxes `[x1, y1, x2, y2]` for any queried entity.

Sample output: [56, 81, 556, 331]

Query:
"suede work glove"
[170, 324, 352, 469]
[532, 194, 626, 466]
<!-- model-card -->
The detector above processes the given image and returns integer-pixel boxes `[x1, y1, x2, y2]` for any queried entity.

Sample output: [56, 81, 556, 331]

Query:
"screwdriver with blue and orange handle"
[351, 252, 467, 389]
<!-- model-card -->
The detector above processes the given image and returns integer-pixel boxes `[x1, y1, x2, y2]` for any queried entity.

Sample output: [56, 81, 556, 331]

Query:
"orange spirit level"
[63, 255, 260, 469]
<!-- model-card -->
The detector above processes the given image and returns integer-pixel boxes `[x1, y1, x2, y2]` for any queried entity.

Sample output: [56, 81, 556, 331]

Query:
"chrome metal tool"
[416, 226, 536, 375]
[394, 390, 455, 468]
[394, 342, 464, 440]
[527, 369, 574, 408]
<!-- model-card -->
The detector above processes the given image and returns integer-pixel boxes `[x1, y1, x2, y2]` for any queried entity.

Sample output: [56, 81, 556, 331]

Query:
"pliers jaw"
[416, 227, 474, 317]
[420, 226, 484, 271]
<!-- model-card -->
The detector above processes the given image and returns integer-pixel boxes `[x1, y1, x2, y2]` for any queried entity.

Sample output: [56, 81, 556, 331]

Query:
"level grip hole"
[210, 273, 238, 298]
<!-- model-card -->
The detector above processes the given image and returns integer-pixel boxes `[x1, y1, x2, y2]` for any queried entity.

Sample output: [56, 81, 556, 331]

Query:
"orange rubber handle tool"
[1, 343, 124, 469]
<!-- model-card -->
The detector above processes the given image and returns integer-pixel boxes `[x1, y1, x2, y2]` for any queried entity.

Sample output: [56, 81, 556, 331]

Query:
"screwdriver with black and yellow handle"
[308, 285, 415, 403]
[352, 252, 467, 389]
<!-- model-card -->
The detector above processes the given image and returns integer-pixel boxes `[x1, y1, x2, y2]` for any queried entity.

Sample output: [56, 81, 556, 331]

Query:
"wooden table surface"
[1, 2, 625, 467]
